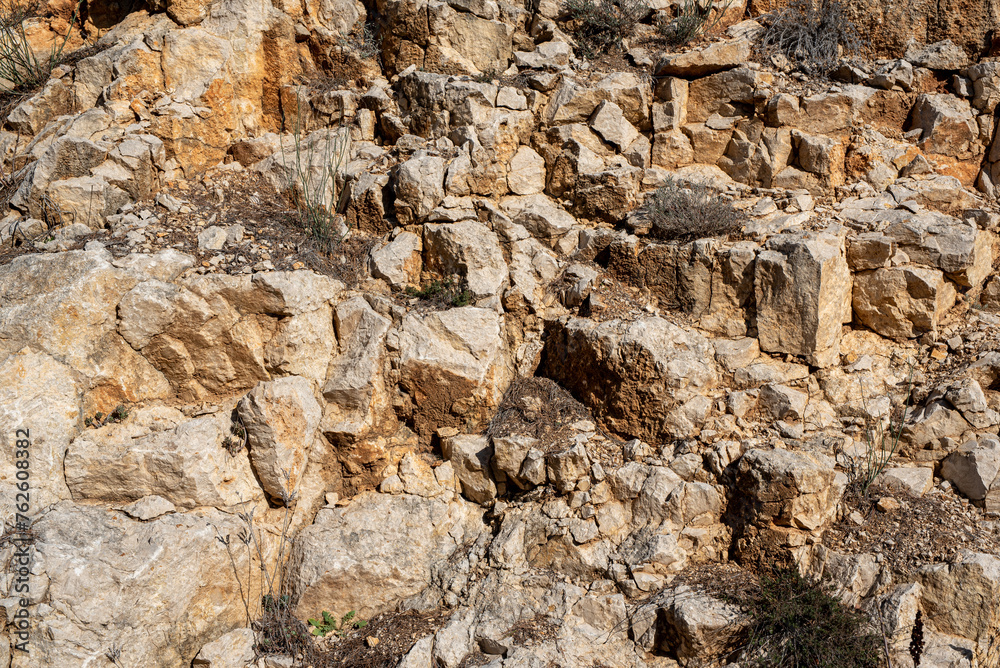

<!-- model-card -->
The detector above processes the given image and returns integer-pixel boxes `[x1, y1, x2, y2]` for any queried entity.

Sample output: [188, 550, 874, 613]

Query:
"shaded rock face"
[541, 316, 717, 442]
[725, 449, 846, 567]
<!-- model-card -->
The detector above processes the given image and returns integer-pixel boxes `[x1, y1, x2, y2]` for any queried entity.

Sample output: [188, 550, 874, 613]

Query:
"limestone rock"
[904, 39, 968, 70]
[264, 304, 336, 382]
[322, 297, 392, 443]
[542, 316, 717, 441]
[506, 145, 546, 195]
[423, 221, 508, 297]
[370, 231, 423, 288]
[397, 307, 512, 440]
[287, 492, 485, 621]
[654, 38, 751, 77]
[589, 100, 640, 151]
[730, 448, 846, 562]
[238, 377, 322, 504]
[193, 629, 256, 668]
[547, 443, 591, 493]
[879, 467, 934, 496]
[491, 434, 539, 489]
[250, 270, 343, 316]
[755, 232, 852, 367]
[919, 551, 1000, 640]
[882, 212, 993, 288]
[64, 410, 263, 508]
[941, 437, 1000, 501]
[444, 434, 497, 504]
[121, 494, 178, 520]
[911, 93, 978, 158]
[0, 350, 77, 517]
[513, 41, 572, 69]
[395, 155, 446, 225]
[13, 502, 271, 668]
[852, 266, 956, 340]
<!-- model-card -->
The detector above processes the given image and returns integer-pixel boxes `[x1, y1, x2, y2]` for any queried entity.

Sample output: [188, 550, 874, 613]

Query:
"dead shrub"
[756, 0, 863, 76]
[562, 0, 648, 58]
[633, 178, 745, 242]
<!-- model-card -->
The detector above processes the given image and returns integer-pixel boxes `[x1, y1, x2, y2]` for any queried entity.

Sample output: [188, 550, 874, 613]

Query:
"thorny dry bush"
[756, 0, 863, 76]
[634, 178, 746, 242]
[562, 0, 648, 57]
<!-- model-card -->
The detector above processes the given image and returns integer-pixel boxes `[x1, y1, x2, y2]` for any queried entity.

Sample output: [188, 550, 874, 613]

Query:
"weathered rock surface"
[287, 491, 485, 621]
[20, 502, 271, 668]
[755, 232, 852, 367]
[396, 307, 513, 440]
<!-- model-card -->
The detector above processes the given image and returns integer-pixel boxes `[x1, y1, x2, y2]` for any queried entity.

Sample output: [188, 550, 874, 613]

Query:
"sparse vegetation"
[732, 567, 883, 668]
[282, 92, 353, 253]
[0, 0, 78, 94]
[405, 275, 473, 307]
[836, 366, 913, 497]
[657, 0, 733, 47]
[634, 178, 746, 242]
[562, 0, 647, 57]
[308, 610, 368, 638]
[757, 0, 863, 76]
[222, 416, 248, 456]
[84, 404, 128, 428]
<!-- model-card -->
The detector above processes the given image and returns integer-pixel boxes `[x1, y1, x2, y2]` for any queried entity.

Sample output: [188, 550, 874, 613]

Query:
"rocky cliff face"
[2, 0, 1000, 666]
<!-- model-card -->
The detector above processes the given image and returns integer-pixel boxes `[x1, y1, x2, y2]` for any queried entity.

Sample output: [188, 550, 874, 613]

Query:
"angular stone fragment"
[287, 492, 485, 621]
[911, 93, 978, 157]
[654, 38, 751, 78]
[589, 101, 639, 151]
[444, 434, 496, 504]
[64, 410, 263, 508]
[941, 437, 1000, 501]
[729, 448, 845, 563]
[238, 376, 322, 504]
[395, 155, 446, 225]
[852, 266, 956, 340]
[397, 307, 512, 440]
[423, 220, 508, 297]
[370, 231, 422, 288]
[506, 145, 546, 195]
[755, 232, 852, 367]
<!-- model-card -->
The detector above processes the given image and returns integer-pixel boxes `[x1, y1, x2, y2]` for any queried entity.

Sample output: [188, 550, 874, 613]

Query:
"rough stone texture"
[423, 220, 508, 297]
[192, 629, 256, 668]
[64, 410, 263, 508]
[506, 145, 546, 195]
[911, 93, 979, 158]
[729, 448, 846, 565]
[15, 502, 272, 668]
[904, 39, 968, 70]
[654, 38, 751, 78]
[919, 550, 1000, 641]
[852, 266, 957, 340]
[444, 434, 497, 503]
[941, 437, 1000, 501]
[755, 232, 852, 367]
[589, 101, 640, 151]
[371, 231, 423, 288]
[322, 296, 392, 444]
[397, 307, 513, 440]
[395, 155, 446, 225]
[0, 350, 77, 516]
[264, 304, 336, 381]
[238, 376, 322, 503]
[287, 491, 485, 621]
[542, 316, 717, 441]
